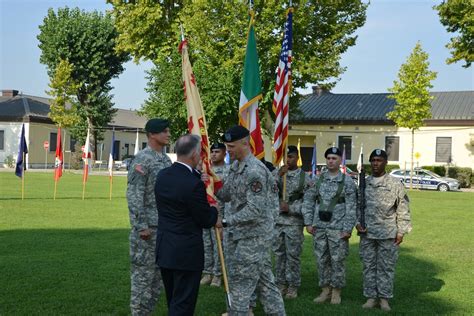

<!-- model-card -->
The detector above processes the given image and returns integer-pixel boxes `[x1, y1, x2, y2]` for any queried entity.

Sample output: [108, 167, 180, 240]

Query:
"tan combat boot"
[313, 287, 332, 303]
[200, 274, 212, 285]
[379, 298, 391, 311]
[210, 276, 222, 287]
[285, 286, 298, 299]
[248, 307, 254, 316]
[362, 298, 378, 309]
[278, 284, 287, 296]
[330, 288, 342, 304]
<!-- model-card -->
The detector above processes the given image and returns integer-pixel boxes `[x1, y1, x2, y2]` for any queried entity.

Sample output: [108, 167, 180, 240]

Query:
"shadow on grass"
[0, 231, 454, 315]
[253, 236, 453, 316]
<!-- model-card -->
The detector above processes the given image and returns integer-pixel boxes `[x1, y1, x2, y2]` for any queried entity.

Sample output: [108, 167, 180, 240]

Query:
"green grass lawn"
[1, 172, 473, 315]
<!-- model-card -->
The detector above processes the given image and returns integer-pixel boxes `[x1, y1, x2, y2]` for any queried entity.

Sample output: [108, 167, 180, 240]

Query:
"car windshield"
[423, 170, 441, 178]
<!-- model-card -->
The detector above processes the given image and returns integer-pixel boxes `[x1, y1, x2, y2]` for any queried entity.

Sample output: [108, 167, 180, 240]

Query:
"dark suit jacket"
[155, 162, 218, 271]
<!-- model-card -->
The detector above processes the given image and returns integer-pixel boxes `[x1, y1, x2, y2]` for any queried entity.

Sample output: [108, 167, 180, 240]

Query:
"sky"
[1, 0, 473, 110]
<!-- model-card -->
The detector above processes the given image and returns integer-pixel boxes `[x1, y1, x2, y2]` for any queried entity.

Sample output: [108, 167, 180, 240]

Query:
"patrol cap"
[369, 149, 388, 161]
[145, 118, 169, 133]
[211, 143, 226, 150]
[324, 147, 342, 158]
[287, 145, 299, 155]
[222, 125, 249, 142]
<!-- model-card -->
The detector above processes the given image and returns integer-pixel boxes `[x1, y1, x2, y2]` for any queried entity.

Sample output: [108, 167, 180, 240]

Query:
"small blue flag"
[15, 124, 28, 178]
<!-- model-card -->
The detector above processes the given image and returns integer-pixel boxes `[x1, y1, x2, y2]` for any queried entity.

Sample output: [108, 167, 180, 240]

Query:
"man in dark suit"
[155, 134, 218, 316]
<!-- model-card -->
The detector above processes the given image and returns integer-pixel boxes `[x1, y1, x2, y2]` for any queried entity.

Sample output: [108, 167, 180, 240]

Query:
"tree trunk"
[410, 129, 414, 190]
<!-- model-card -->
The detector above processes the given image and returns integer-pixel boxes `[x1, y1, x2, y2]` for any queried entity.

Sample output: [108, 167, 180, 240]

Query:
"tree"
[46, 59, 81, 128]
[387, 42, 437, 189]
[37, 7, 130, 156]
[435, 0, 473, 68]
[109, 0, 368, 140]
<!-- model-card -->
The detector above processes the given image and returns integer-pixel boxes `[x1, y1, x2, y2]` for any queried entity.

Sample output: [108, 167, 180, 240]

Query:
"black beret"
[145, 118, 169, 133]
[324, 147, 342, 158]
[222, 125, 249, 142]
[369, 149, 388, 161]
[211, 143, 226, 150]
[287, 145, 299, 155]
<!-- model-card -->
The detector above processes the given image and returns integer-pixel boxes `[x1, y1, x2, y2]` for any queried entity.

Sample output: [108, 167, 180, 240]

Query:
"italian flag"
[239, 13, 264, 159]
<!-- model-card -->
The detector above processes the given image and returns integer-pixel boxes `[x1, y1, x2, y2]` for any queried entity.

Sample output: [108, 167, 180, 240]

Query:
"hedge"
[421, 166, 473, 188]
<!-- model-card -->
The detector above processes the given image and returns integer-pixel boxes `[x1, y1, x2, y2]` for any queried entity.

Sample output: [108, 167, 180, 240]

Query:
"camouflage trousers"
[313, 229, 349, 289]
[203, 228, 222, 276]
[359, 237, 399, 299]
[226, 233, 286, 316]
[130, 228, 161, 316]
[273, 224, 305, 287]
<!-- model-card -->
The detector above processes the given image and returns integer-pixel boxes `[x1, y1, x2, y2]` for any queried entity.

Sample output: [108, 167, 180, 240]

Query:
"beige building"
[0, 90, 150, 168]
[284, 88, 473, 171]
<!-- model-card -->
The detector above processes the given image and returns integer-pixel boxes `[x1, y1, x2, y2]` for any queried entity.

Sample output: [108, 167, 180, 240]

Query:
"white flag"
[134, 130, 139, 156]
[357, 145, 363, 173]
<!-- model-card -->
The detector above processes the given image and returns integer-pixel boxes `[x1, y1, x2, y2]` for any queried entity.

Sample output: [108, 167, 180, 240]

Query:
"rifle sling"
[315, 173, 346, 213]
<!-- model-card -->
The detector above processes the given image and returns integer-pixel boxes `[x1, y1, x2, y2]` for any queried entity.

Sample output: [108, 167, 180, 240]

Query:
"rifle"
[358, 153, 367, 234]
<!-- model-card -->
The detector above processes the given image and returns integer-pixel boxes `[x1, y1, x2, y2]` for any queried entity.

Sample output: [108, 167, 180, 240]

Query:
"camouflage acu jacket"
[126, 147, 172, 231]
[216, 153, 276, 240]
[302, 171, 357, 233]
[358, 174, 412, 239]
[212, 164, 230, 218]
[276, 168, 311, 226]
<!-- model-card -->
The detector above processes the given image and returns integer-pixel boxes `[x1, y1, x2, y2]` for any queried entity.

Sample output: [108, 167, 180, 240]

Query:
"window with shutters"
[50, 132, 57, 152]
[299, 146, 313, 172]
[337, 136, 352, 160]
[113, 140, 120, 160]
[435, 137, 452, 162]
[385, 136, 400, 161]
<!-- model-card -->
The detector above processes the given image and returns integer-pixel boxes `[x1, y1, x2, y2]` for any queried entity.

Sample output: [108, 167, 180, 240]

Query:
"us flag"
[272, 8, 293, 166]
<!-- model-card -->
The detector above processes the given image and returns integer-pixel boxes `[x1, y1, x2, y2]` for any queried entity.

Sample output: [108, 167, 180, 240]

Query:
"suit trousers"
[160, 267, 202, 316]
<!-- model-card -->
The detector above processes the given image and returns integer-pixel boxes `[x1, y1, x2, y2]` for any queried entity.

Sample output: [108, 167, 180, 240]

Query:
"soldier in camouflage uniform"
[217, 126, 285, 316]
[201, 143, 228, 287]
[302, 147, 357, 305]
[356, 149, 412, 312]
[126, 118, 172, 316]
[273, 145, 311, 299]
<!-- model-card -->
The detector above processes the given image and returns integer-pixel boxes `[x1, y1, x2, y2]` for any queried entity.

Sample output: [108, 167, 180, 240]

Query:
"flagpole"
[215, 227, 231, 308]
[62, 129, 66, 172]
[82, 164, 87, 200]
[54, 178, 58, 200]
[21, 152, 25, 200]
[109, 167, 113, 201]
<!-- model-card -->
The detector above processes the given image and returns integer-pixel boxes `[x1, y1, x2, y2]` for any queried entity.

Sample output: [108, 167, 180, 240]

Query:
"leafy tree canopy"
[435, 0, 474, 68]
[38, 7, 130, 148]
[387, 42, 438, 130]
[109, 0, 368, 140]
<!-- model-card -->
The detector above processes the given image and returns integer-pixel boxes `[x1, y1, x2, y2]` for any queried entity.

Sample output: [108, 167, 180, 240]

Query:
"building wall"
[0, 122, 149, 168]
[288, 124, 474, 170]
[0, 122, 27, 166]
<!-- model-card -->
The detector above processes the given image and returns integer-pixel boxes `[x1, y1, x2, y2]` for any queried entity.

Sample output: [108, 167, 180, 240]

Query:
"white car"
[389, 169, 460, 191]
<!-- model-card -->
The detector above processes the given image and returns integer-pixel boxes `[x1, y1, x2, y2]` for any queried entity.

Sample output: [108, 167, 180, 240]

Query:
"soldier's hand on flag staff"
[340, 232, 351, 240]
[356, 224, 367, 234]
[278, 165, 288, 177]
[280, 201, 289, 213]
[306, 225, 315, 235]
